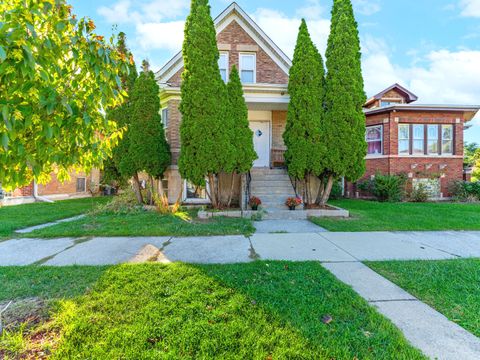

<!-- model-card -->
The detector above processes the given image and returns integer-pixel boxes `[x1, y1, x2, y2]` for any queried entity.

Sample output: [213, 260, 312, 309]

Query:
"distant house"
[155, 2, 479, 208]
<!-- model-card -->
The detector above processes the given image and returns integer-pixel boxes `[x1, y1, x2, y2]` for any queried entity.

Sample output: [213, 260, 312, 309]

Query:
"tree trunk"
[227, 172, 235, 208]
[147, 176, 155, 205]
[316, 177, 325, 205]
[132, 173, 143, 204]
[319, 175, 334, 206]
[207, 173, 217, 209]
[157, 178, 164, 197]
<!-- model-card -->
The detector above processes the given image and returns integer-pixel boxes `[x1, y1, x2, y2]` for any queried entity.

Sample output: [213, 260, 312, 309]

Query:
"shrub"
[92, 189, 143, 215]
[448, 180, 480, 202]
[410, 183, 429, 203]
[329, 180, 343, 200]
[359, 173, 407, 202]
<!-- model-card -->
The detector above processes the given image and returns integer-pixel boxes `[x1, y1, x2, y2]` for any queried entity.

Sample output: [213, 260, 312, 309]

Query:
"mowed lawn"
[0, 262, 425, 359]
[311, 199, 480, 231]
[26, 210, 255, 238]
[0, 197, 110, 240]
[367, 259, 480, 337]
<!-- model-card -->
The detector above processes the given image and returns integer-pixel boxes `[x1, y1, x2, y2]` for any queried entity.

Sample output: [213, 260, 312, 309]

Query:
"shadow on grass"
[2, 262, 425, 359]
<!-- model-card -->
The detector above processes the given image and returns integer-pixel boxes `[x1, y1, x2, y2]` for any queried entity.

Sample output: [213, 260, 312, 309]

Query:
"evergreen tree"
[283, 19, 326, 205]
[129, 60, 171, 202]
[321, 0, 367, 205]
[226, 66, 257, 206]
[179, 0, 233, 208]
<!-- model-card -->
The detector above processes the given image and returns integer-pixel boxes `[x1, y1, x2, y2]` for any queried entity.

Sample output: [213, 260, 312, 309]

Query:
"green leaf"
[56, 22, 66, 32]
[1, 133, 9, 150]
[0, 46, 6, 62]
[2, 105, 8, 122]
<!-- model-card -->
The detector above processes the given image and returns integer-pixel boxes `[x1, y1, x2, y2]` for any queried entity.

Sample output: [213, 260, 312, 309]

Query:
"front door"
[249, 121, 270, 167]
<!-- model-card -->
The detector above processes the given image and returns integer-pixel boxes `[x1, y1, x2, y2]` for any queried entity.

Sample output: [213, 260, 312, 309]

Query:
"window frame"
[398, 124, 410, 155]
[427, 124, 440, 155]
[398, 123, 455, 156]
[218, 52, 229, 83]
[76, 177, 87, 193]
[442, 124, 454, 155]
[365, 125, 383, 156]
[239, 53, 256, 84]
[161, 108, 169, 129]
[183, 180, 211, 204]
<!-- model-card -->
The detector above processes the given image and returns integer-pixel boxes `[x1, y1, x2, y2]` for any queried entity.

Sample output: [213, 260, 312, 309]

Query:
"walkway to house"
[2, 230, 480, 359]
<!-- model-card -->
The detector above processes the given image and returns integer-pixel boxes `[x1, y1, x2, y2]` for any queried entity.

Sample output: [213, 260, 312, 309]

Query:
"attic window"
[380, 100, 401, 107]
[240, 53, 256, 83]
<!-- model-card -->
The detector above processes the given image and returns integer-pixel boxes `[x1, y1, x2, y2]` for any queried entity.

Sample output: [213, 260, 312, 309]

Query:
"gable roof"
[156, 2, 292, 85]
[364, 83, 419, 107]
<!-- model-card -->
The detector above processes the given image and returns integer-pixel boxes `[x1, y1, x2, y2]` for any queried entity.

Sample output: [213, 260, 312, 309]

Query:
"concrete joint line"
[369, 299, 419, 303]
[316, 233, 360, 261]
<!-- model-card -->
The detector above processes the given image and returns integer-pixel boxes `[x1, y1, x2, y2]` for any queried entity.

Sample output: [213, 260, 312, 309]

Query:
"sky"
[70, 0, 480, 143]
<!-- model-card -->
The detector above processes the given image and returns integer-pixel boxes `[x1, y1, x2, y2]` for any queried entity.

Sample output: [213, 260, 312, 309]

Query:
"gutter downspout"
[33, 180, 54, 203]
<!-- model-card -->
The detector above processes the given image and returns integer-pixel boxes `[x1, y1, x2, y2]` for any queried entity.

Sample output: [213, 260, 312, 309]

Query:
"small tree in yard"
[225, 66, 256, 207]
[179, 0, 233, 209]
[129, 60, 171, 204]
[283, 19, 326, 206]
[0, 0, 127, 190]
[320, 0, 367, 205]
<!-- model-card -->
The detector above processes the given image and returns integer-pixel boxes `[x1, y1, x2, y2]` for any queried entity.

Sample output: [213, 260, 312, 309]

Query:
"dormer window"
[219, 53, 228, 83]
[239, 53, 256, 83]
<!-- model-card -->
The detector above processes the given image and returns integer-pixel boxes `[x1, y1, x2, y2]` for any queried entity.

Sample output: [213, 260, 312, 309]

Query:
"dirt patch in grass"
[1, 298, 49, 332]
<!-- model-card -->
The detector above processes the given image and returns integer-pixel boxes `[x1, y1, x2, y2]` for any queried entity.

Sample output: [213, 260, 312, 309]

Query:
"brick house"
[347, 83, 479, 199]
[156, 2, 479, 208]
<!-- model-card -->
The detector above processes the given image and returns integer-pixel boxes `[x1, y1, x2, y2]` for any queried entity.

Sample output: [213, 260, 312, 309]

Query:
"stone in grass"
[321, 315, 333, 324]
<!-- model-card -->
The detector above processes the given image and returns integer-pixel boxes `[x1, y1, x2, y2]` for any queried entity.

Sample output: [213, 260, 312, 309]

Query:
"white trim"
[239, 52, 256, 84]
[249, 119, 271, 168]
[366, 125, 383, 156]
[161, 107, 169, 129]
[183, 180, 211, 204]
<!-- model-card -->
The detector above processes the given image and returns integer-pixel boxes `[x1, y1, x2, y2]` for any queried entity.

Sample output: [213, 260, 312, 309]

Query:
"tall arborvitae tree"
[105, 32, 141, 202]
[130, 60, 171, 204]
[321, 0, 367, 205]
[179, 0, 233, 209]
[226, 65, 257, 206]
[283, 19, 326, 206]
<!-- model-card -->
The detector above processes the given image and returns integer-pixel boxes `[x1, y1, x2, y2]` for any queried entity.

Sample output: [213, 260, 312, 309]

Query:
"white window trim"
[219, 52, 229, 83]
[366, 125, 383, 156]
[239, 52, 256, 84]
[183, 180, 211, 204]
[441, 124, 454, 155]
[161, 107, 169, 129]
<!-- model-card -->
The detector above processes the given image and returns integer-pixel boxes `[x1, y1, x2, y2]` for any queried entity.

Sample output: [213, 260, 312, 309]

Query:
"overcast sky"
[71, 0, 480, 143]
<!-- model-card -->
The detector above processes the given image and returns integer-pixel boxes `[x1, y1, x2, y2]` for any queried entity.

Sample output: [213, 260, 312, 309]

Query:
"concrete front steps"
[250, 168, 297, 210]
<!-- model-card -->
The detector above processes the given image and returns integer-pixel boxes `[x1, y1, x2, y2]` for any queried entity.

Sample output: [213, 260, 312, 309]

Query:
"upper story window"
[161, 108, 169, 129]
[398, 124, 454, 156]
[442, 125, 453, 155]
[239, 53, 256, 83]
[218, 53, 228, 83]
[366, 125, 383, 155]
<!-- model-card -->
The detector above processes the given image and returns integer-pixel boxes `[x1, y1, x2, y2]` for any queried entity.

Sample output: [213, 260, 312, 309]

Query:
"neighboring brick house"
[1, 169, 100, 206]
[346, 83, 479, 198]
[156, 2, 479, 207]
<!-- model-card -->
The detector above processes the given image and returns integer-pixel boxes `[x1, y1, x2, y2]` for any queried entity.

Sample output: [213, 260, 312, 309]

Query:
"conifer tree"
[179, 0, 233, 208]
[283, 19, 326, 205]
[129, 60, 171, 203]
[226, 66, 256, 206]
[321, 0, 367, 205]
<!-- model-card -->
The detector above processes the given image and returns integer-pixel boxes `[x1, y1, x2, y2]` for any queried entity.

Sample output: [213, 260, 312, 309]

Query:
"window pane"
[428, 140, 438, 154]
[241, 55, 254, 70]
[186, 182, 207, 200]
[399, 140, 409, 154]
[218, 54, 227, 69]
[161, 109, 169, 128]
[442, 125, 453, 140]
[427, 125, 438, 139]
[368, 141, 382, 155]
[366, 126, 381, 141]
[442, 140, 453, 154]
[399, 125, 409, 139]
[241, 70, 254, 83]
[413, 125, 424, 139]
[76, 178, 86, 192]
[220, 69, 227, 83]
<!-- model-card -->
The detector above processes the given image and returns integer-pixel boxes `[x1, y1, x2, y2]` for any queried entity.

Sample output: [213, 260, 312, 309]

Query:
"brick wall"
[272, 111, 286, 150]
[37, 170, 91, 196]
[167, 20, 288, 86]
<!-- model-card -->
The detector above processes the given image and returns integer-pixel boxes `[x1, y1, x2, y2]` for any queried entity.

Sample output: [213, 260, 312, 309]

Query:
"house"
[0, 169, 100, 206]
[350, 83, 480, 199]
[156, 2, 479, 208]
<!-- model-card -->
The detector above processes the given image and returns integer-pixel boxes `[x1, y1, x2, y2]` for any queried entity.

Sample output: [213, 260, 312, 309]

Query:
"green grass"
[311, 199, 480, 231]
[1, 262, 424, 359]
[0, 197, 110, 239]
[0, 266, 109, 302]
[367, 259, 480, 337]
[26, 210, 255, 238]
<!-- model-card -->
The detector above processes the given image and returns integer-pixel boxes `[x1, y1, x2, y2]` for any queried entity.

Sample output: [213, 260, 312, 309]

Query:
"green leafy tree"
[0, 0, 127, 190]
[321, 0, 367, 205]
[130, 60, 171, 204]
[283, 19, 326, 206]
[464, 142, 479, 168]
[179, 0, 233, 209]
[225, 65, 256, 206]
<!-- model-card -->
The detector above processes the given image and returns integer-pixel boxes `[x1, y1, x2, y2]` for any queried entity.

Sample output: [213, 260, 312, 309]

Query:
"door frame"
[249, 120, 272, 168]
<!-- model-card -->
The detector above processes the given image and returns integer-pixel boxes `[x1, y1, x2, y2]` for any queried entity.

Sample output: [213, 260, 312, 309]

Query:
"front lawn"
[367, 259, 480, 337]
[0, 262, 424, 359]
[311, 199, 480, 231]
[27, 210, 255, 238]
[0, 197, 110, 240]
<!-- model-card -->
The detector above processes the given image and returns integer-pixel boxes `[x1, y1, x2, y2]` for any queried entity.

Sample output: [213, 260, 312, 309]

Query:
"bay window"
[239, 53, 256, 83]
[398, 124, 455, 156]
[366, 125, 383, 155]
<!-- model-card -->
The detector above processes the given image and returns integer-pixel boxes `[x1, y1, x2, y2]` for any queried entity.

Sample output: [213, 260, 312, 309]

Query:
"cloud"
[460, 0, 480, 17]
[97, 0, 139, 24]
[352, 0, 381, 16]
[136, 21, 185, 51]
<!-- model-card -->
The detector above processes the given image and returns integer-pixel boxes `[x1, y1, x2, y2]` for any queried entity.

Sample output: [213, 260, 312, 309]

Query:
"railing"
[244, 171, 252, 210]
[271, 148, 286, 168]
